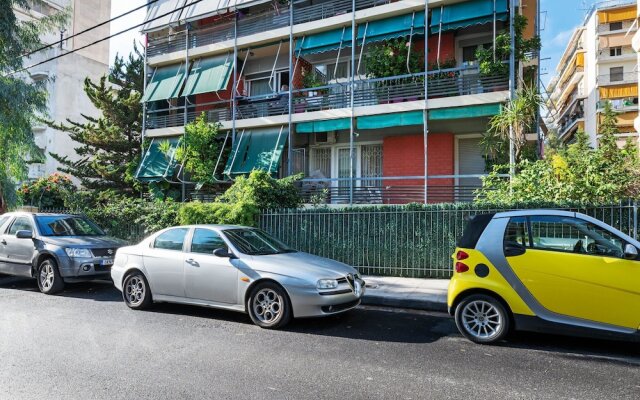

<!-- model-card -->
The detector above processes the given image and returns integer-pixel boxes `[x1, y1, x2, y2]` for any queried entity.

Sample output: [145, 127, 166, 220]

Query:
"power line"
[21, 0, 161, 60]
[6, 0, 204, 77]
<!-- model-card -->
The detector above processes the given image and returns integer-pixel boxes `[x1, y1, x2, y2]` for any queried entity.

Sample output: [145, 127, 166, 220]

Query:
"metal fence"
[259, 201, 638, 279]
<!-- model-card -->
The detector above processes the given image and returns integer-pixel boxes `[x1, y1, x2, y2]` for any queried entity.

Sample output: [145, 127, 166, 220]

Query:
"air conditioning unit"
[314, 131, 337, 145]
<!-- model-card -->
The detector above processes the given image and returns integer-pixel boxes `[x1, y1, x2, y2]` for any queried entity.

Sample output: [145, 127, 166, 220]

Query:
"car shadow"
[0, 275, 122, 302]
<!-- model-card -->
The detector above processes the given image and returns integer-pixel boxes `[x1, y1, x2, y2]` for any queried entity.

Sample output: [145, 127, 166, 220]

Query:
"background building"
[546, 0, 638, 147]
[138, 0, 539, 204]
[14, 0, 111, 179]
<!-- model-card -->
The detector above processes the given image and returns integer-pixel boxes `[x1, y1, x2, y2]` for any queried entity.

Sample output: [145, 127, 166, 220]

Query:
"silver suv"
[0, 212, 125, 294]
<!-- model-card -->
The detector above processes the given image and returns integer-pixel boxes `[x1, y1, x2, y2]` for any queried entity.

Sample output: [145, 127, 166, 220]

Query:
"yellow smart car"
[448, 210, 640, 344]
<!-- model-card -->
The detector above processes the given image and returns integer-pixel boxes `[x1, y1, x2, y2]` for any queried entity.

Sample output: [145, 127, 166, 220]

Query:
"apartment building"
[14, 0, 111, 179]
[138, 0, 539, 204]
[547, 1, 638, 147]
[634, 0, 640, 134]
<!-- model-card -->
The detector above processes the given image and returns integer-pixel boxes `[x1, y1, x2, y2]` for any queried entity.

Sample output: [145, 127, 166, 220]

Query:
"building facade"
[138, 0, 539, 204]
[14, 0, 111, 180]
[547, 1, 638, 147]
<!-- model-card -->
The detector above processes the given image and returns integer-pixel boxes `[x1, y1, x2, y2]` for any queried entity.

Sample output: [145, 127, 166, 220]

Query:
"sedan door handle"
[186, 258, 198, 265]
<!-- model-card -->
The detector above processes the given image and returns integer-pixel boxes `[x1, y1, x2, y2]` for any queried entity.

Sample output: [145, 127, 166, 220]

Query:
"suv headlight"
[65, 248, 93, 258]
[317, 279, 338, 290]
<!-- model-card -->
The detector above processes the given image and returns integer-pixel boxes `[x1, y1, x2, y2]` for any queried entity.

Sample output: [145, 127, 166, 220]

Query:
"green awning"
[430, 0, 508, 34]
[135, 137, 181, 182]
[358, 12, 425, 44]
[357, 111, 423, 129]
[295, 26, 353, 55]
[224, 127, 288, 176]
[182, 55, 234, 97]
[297, 118, 351, 133]
[429, 104, 502, 120]
[141, 63, 187, 102]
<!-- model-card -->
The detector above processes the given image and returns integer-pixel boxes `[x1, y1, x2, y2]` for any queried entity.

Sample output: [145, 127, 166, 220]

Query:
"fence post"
[633, 200, 638, 240]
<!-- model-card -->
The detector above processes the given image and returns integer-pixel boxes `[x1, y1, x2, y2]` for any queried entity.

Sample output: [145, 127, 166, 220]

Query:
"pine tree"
[598, 100, 620, 162]
[47, 44, 144, 195]
[0, 1, 68, 212]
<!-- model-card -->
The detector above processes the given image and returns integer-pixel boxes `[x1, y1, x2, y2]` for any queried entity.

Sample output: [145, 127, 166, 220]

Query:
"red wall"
[382, 133, 454, 203]
[194, 72, 243, 113]
[424, 33, 456, 66]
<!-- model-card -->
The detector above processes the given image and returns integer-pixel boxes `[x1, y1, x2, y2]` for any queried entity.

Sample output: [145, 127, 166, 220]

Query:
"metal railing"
[597, 72, 638, 86]
[146, 100, 233, 129]
[259, 201, 639, 278]
[597, 18, 637, 34]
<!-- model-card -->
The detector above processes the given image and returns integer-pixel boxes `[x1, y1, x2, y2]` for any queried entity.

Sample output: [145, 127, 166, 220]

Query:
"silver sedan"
[111, 225, 365, 328]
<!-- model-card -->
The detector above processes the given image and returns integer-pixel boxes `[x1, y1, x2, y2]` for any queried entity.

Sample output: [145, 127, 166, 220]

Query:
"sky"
[109, 0, 596, 83]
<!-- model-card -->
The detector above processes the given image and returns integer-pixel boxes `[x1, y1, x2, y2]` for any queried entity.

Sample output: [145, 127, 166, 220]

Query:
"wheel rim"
[252, 288, 283, 324]
[461, 300, 503, 340]
[40, 263, 54, 290]
[125, 276, 146, 306]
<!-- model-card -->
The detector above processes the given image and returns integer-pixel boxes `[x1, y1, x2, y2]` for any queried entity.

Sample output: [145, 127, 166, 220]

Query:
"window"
[504, 217, 530, 247]
[8, 217, 34, 235]
[610, 66, 624, 82]
[310, 147, 332, 178]
[248, 78, 272, 97]
[36, 216, 104, 237]
[326, 61, 349, 81]
[609, 47, 622, 57]
[462, 43, 492, 63]
[223, 229, 295, 256]
[154, 228, 189, 251]
[0, 216, 10, 231]
[610, 21, 623, 31]
[360, 144, 383, 188]
[529, 216, 625, 257]
[190, 229, 227, 254]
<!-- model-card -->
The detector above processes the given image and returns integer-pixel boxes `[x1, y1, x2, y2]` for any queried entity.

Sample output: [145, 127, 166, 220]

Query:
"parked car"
[0, 212, 125, 294]
[111, 225, 365, 329]
[449, 210, 640, 344]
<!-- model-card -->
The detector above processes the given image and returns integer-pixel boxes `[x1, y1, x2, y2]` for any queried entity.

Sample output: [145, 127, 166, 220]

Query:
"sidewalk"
[361, 276, 449, 312]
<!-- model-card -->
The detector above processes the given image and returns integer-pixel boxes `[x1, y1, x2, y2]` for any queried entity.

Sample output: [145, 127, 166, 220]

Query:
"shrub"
[178, 201, 259, 226]
[219, 170, 302, 209]
[18, 173, 76, 209]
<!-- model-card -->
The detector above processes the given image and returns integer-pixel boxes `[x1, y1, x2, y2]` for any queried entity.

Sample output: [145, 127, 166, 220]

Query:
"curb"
[361, 294, 448, 313]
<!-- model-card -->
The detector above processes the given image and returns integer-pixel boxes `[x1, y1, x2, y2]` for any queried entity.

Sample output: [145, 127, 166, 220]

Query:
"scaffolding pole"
[423, 0, 429, 204]
[288, 1, 294, 176]
[349, 0, 356, 205]
[508, 0, 516, 178]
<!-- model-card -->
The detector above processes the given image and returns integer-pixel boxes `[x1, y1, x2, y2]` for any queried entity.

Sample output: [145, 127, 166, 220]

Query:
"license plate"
[101, 259, 114, 266]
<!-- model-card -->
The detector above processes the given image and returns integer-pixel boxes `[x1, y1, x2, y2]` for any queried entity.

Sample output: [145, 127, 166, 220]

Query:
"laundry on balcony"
[182, 54, 234, 97]
[141, 63, 188, 102]
[224, 127, 288, 177]
[135, 137, 181, 182]
[430, 0, 508, 34]
[297, 118, 351, 133]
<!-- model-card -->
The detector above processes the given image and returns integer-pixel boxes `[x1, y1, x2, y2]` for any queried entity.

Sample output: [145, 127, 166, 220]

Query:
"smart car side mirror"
[623, 244, 638, 260]
[213, 248, 236, 259]
[15, 230, 34, 239]
[504, 241, 526, 257]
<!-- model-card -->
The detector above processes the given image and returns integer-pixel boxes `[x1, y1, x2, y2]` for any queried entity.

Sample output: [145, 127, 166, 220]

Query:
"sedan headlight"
[317, 279, 339, 290]
[65, 248, 93, 258]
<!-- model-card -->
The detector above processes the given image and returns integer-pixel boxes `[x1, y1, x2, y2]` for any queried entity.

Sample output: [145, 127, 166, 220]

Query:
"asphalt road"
[1, 275, 639, 400]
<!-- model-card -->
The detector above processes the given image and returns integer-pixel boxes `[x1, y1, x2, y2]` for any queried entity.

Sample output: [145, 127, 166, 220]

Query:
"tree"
[47, 44, 144, 195]
[0, 1, 68, 212]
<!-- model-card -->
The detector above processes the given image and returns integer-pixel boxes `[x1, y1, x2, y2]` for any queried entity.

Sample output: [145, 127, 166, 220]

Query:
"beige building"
[14, 0, 111, 179]
[547, 1, 638, 147]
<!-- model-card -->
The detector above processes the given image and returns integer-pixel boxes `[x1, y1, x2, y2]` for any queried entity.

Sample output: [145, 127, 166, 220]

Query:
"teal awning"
[297, 118, 351, 133]
[224, 127, 288, 176]
[295, 26, 353, 55]
[430, 0, 508, 34]
[429, 104, 502, 120]
[182, 55, 234, 97]
[358, 12, 425, 44]
[141, 63, 187, 102]
[357, 111, 423, 129]
[135, 137, 181, 182]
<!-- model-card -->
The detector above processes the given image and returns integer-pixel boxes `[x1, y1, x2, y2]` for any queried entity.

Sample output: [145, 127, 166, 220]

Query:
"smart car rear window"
[457, 213, 495, 249]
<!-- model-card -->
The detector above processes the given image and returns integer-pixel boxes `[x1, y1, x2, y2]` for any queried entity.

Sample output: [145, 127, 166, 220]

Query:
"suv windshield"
[36, 215, 105, 237]
[223, 229, 296, 256]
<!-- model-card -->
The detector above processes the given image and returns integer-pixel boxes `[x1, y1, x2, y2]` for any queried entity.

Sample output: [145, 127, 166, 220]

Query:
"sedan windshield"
[223, 229, 296, 256]
[36, 215, 105, 237]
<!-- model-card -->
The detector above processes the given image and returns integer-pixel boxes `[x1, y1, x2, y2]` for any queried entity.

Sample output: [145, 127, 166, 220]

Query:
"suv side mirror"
[504, 241, 526, 257]
[623, 244, 638, 260]
[15, 230, 34, 239]
[213, 248, 235, 258]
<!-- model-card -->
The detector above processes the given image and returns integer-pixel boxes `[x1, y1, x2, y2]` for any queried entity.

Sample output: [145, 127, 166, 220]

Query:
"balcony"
[597, 46, 636, 62]
[597, 72, 638, 86]
[145, 67, 508, 129]
[597, 18, 638, 35]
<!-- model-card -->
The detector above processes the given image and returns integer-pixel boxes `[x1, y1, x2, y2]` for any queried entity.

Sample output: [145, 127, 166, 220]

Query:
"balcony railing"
[597, 72, 639, 85]
[597, 18, 637, 34]
[597, 97, 638, 110]
[597, 46, 635, 60]
[147, 0, 393, 58]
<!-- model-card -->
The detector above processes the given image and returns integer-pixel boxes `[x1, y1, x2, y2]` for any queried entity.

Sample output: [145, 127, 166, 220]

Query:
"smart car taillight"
[455, 262, 470, 273]
[456, 251, 469, 260]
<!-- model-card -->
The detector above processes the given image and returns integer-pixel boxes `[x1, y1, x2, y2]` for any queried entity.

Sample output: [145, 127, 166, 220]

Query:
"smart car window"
[191, 229, 226, 254]
[154, 228, 188, 251]
[504, 217, 530, 247]
[530, 216, 624, 257]
[8, 217, 33, 235]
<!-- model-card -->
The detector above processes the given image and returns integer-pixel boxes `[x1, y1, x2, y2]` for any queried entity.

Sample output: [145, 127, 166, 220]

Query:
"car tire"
[247, 282, 292, 329]
[36, 258, 65, 295]
[122, 272, 152, 310]
[455, 294, 510, 344]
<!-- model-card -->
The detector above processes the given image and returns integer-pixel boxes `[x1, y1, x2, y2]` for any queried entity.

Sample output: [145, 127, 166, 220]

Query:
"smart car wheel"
[37, 258, 65, 295]
[122, 272, 152, 310]
[247, 282, 292, 329]
[455, 294, 510, 344]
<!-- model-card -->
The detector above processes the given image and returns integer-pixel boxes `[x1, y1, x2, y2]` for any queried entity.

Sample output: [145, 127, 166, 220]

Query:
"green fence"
[258, 202, 638, 278]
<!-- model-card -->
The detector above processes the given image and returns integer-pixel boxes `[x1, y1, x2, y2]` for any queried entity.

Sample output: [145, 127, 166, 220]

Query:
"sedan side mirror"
[213, 248, 235, 258]
[15, 230, 34, 239]
[623, 244, 638, 260]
